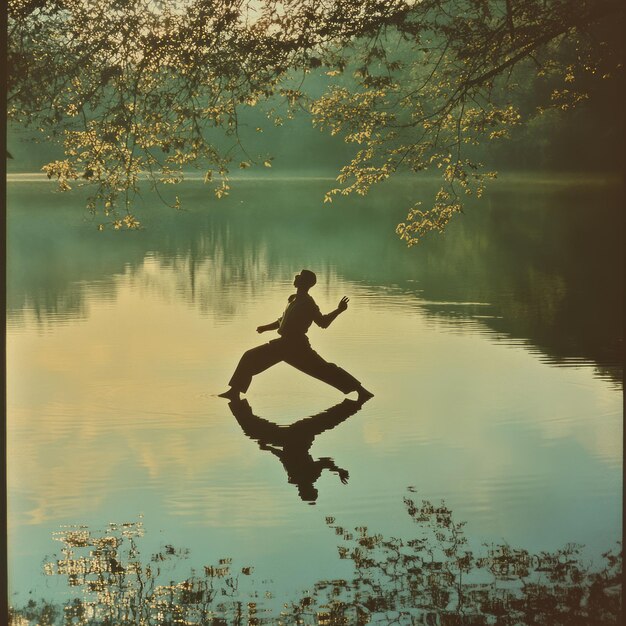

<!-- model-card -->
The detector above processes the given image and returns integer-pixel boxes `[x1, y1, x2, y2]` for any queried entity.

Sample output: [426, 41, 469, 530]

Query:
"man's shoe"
[217, 388, 240, 400]
[356, 386, 374, 402]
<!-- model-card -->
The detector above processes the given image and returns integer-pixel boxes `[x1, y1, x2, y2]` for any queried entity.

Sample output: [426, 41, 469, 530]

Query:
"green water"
[6, 175, 623, 619]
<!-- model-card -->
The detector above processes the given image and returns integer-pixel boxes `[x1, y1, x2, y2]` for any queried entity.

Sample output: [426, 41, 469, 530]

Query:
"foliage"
[8, 496, 622, 625]
[12, 520, 258, 625]
[296, 496, 623, 624]
[7, 0, 623, 241]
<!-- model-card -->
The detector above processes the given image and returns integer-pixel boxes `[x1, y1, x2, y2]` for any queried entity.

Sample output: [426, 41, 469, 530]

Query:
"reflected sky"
[6, 176, 622, 604]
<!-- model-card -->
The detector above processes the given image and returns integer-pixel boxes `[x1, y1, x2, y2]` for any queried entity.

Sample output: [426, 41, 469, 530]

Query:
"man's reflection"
[228, 398, 365, 504]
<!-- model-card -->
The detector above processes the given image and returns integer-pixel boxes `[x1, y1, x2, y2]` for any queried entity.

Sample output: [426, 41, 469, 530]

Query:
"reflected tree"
[15, 521, 260, 625]
[8, 495, 622, 625]
[288, 496, 622, 624]
[7, 0, 622, 241]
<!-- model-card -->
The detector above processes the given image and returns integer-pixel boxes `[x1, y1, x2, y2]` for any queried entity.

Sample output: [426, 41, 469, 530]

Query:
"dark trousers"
[229, 336, 360, 394]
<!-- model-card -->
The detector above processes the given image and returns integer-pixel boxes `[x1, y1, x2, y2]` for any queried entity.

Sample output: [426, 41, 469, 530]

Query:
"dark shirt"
[277, 293, 329, 338]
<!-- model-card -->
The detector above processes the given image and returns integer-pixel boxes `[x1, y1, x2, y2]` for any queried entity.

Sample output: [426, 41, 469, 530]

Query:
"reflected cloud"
[228, 398, 364, 503]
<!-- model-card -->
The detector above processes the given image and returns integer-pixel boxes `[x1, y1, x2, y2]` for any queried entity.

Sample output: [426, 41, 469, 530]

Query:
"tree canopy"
[8, 0, 623, 241]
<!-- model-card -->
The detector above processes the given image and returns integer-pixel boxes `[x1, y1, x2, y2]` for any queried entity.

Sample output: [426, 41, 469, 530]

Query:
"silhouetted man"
[228, 397, 363, 503]
[218, 270, 373, 401]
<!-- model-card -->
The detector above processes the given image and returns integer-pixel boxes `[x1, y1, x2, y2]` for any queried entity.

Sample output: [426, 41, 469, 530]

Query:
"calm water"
[6, 175, 623, 617]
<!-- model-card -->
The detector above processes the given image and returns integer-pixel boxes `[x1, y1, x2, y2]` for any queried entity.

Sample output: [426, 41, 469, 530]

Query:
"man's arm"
[318, 457, 350, 484]
[257, 320, 280, 333]
[314, 296, 349, 329]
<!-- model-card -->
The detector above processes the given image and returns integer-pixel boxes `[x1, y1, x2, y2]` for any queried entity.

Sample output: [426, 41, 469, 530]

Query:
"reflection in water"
[6, 179, 622, 621]
[7, 179, 623, 383]
[229, 398, 364, 503]
[9, 498, 622, 625]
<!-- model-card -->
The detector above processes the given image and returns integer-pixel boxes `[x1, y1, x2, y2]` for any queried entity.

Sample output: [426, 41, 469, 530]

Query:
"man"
[218, 269, 373, 401]
[228, 397, 363, 503]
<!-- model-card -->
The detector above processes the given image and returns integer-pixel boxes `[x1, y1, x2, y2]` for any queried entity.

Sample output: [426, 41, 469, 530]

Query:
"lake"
[6, 174, 623, 623]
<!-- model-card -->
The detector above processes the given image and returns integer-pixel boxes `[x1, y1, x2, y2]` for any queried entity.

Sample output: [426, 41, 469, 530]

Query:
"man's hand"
[256, 325, 268, 333]
[337, 296, 349, 313]
[338, 468, 349, 484]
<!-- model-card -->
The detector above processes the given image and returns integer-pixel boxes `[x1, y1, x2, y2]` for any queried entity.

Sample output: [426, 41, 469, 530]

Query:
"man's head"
[298, 483, 319, 503]
[294, 269, 317, 290]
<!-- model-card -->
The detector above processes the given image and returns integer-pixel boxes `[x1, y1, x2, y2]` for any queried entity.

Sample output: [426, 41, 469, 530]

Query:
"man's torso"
[278, 293, 320, 338]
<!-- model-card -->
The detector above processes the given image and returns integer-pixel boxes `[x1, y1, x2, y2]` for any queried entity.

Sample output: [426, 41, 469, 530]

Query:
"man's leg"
[227, 398, 286, 446]
[227, 339, 285, 394]
[284, 344, 362, 394]
[288, 399, 364, 440]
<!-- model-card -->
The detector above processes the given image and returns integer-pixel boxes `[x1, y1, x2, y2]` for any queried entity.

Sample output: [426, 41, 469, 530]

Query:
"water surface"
[6, 175, 622, 613]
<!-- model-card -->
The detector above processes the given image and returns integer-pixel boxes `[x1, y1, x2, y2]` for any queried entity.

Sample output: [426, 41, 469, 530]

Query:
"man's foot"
[355, 386, 374, 402]
[217, 388, 241, 400]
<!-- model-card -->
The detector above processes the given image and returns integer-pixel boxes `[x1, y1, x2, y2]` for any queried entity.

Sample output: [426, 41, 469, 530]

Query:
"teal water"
[6, 176, 623, 617]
